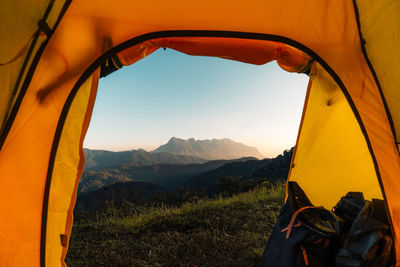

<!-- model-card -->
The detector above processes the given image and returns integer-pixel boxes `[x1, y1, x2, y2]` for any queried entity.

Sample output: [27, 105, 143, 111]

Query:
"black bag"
[262, 182, 341, 267]
[334, 196, 393, 267]
[333, 192, 365, 233]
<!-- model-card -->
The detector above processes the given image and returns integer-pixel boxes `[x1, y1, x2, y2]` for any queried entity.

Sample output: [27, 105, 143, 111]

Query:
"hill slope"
[76, 181, 164, 212]
[186, 148, 293, 192]
[67, 185, 284, 266]
[152, 137, 264, 160]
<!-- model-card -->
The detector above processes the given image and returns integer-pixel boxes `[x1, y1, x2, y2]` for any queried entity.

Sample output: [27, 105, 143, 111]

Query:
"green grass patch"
[66, 184, 284, 266]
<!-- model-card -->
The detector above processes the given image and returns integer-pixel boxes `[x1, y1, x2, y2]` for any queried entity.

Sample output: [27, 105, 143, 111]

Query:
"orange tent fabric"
[0, 0, 399, 266]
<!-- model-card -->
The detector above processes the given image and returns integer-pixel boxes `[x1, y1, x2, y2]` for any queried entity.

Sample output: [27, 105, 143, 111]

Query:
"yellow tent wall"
[356, 0, 400, 143]
[0, 0, 399, 266]
[288, 63, 383, 207]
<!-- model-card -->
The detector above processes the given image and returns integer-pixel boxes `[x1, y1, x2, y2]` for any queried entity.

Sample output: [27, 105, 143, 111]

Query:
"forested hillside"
[185, 148, 292, 193]
[79, 157, 255, 194]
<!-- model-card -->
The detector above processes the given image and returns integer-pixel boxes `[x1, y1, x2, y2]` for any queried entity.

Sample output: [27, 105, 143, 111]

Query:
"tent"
[0, 0, 399, 266]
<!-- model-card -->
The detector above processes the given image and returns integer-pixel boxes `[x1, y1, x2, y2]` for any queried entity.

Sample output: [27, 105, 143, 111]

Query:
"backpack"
[334, 195, 393, 267]
[262, 181, 341, 267]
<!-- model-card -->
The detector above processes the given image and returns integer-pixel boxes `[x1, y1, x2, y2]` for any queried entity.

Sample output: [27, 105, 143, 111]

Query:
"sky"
[83, 49, 309, 158]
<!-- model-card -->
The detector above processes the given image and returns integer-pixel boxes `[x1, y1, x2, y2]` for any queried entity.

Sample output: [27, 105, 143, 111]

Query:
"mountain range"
[79, 138, 290, 212]
[152, 137, 264, 160]
[77, 149, 292, 212]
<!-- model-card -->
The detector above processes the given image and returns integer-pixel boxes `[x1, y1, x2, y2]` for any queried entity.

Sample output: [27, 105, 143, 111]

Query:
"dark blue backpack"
[262, 182, 341, 267]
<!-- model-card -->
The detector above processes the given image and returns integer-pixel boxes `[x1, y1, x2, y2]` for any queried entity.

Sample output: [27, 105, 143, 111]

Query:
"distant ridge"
[76, 149, 292, 211]
[185, 148, 293, 191]
[84, 148, 207, 170]
[152, 137, 264, 160]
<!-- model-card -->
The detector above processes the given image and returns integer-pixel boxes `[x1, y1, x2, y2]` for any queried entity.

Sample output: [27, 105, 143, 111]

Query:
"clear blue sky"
[84, 49, 309, 157]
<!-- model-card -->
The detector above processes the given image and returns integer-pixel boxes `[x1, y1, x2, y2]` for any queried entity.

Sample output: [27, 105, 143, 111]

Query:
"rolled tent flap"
[46, 70, 99, 267]
[116, 37, 312, 73]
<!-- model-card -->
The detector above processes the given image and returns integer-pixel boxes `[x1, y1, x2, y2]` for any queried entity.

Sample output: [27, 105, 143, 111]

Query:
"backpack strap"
[281, 206, 324, 238]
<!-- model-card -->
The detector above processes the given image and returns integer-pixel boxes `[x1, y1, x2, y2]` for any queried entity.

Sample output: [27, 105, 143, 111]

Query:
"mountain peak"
[168, 137, 182, 142]
[153, 137, 263, 160]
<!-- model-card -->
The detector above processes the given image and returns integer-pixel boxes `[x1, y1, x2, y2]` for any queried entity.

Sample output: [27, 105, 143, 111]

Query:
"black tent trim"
[352, 0, 398, 149]
[351, 2, 397, 256]
[0, 0, 72, 151]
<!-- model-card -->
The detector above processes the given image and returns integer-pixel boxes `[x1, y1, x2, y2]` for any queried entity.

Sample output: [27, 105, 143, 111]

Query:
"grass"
[66, 183, 285, 266]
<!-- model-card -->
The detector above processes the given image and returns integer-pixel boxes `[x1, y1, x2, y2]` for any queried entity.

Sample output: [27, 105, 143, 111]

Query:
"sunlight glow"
[84, 49, 309, 158]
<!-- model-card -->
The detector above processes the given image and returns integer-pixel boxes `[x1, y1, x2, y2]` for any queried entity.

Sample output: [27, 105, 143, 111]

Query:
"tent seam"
[0, 0, 56, 147]
[0, 0, 73, 152]
[352, 1, 397, 262]
[351, 0, 397, 144]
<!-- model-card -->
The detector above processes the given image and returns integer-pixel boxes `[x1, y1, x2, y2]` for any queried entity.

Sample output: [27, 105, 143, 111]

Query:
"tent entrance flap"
[98, 37, 314, 77]
[288, 63, 383, 208]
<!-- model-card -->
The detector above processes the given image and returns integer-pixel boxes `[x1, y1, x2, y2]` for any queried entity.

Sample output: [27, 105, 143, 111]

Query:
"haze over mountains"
[85, 137, 264, 170]
[152, 137, 264, 160]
